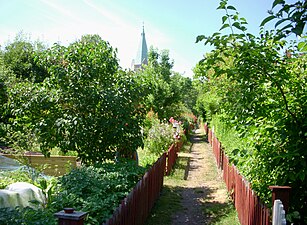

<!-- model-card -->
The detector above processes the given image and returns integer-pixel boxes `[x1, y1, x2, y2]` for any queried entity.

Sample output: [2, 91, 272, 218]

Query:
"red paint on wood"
[269, 186, 291, 213]
[210, 131, 272, 225]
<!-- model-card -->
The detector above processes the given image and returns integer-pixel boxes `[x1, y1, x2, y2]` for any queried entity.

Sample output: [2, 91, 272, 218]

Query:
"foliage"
[139, 111, 190, 168]
[138, 147, 159, 168]
[195, 0, 307, 223]
[137, 48, 197, 120]
[2, 32, 48, 82]
[0, 169, 34, 189]
[139, 111, 174, 167]
[144, 118, 174, 156]
[170, 72, 198, 116]
[0, 160, 145, 225]
[0, 207, 56, 225]
[178, 112, 197, 134]
[51, 160, 146, 225]
[2, 34, 145, 164]
[261, 0, 307, 37]
[0, 58, 10, 142]
[0, 167, 57, 208]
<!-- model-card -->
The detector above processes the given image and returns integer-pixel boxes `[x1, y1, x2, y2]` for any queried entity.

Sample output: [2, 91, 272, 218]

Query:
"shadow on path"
[146, 129, 236, 225]
[171, 130, 233, 225]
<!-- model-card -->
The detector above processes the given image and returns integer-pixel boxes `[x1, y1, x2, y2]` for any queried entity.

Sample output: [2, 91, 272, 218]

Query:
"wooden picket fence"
[205, 124, 271, 225]
[166, 141, 183, 175]
[103, 139, 183, 225]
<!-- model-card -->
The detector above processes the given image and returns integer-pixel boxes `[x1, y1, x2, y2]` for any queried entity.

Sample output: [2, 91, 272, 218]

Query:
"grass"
[203, 199, 240, 225]
[144, 130, 241, 225]
[145, 185, 183, 225]
[144, 142, 191, 225]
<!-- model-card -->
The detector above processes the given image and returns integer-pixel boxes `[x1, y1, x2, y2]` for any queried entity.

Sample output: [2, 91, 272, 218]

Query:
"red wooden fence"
[56, 139, 184, 225]
[166, 141, 183, 175]
[103, 139, 183, 225]
[104, 152, 167, 225]
[206, 126, 271, 225]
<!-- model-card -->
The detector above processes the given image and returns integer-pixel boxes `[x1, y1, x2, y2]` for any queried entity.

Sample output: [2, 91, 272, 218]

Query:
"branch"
[266, 72, 298, 124]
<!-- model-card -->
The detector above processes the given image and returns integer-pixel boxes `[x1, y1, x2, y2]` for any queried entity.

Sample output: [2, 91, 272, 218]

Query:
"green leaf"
[299, 172, 305, 182]
[260, 15, 276, 26]
[227, 5, 236, 10]
[217, 1, 227, 10]
[222, 15, 228, 24]
[219, 23, 230, 31]
[298, 41, 307, 52]
[272, 0, 285, 8]
[279, 24, 293, 32]
[240, 17, 248, 24]
[232, 22, 242, 30]
[196, 35, 205, 43]
[275, 18, 289, 28]
[292, 22, 305, 36]
[212, 32, 221, 37]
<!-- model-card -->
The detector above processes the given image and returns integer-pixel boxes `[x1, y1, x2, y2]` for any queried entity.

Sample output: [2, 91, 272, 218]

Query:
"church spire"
[133, 24, 148, 71]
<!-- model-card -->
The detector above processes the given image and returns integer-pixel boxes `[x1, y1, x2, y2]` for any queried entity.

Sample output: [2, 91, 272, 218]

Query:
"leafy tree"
[4, 34, 145, 164]
[171, 72, 197, 115]
[196, 0, 307, 223]
[0, 58, 10, 142]
[137, 48, 174, 119]
[137, 47, 196, 120]
[261, 0, 307, 37]
[2, 32, 48, 82]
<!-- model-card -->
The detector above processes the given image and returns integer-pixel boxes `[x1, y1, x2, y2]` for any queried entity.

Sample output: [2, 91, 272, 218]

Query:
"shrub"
[144, 119, 174, 156]
[0, 207, 56, 225]
[0, 167, 51, 189]
[51, 160, 146, 225]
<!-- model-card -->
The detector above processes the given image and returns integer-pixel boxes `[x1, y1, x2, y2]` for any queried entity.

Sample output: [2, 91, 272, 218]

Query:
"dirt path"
[171, 128, 229, 225]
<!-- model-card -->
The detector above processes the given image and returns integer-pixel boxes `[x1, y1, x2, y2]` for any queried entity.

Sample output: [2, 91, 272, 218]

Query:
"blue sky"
[0, 0, 277, 77]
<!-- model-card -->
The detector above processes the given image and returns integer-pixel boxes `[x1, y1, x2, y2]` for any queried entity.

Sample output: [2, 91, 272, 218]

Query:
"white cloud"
[0, 0, 175, 72]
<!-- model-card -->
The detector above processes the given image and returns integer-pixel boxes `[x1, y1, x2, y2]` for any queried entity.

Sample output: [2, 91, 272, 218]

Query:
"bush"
[195, 1, 307, 222]
[0, 207, 56, 225]
[0, 167, 51, 189]
[144, 119, 174, 156]
[51, 160, 146, 225]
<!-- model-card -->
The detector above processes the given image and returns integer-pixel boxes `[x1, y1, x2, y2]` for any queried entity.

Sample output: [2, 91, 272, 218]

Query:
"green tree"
[0, 57, 10, 142]
[2, 32, 48, 82]
[261, 0, 307, 37]
[196, 0, 307, 223]
[138, 47, 196, 120]
[4, 34, 145, 164]
[138, 48, 174, 119]
[170, 72, 198, 116]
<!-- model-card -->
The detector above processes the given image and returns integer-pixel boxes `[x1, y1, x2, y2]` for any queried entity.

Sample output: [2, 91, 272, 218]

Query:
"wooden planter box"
[2, 154, 77, 176]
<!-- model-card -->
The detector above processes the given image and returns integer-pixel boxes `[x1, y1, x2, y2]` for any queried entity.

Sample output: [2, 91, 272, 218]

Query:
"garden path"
[171, 128, 230, 225]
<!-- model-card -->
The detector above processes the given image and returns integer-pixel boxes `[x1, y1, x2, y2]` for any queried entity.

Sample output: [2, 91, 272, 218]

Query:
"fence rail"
[206, 125, 271, 225]
[166, 141, 183, 175]
[103, 139, 183, 225]
[104, 152, 167, 225]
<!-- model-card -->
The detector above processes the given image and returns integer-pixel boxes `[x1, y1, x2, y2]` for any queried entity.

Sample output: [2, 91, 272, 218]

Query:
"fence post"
[54, 208, 87, 225]
[269, 186, 291, 213]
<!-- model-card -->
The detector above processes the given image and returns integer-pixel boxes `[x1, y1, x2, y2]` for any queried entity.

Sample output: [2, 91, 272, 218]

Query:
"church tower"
[132, 25, 148, 71]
